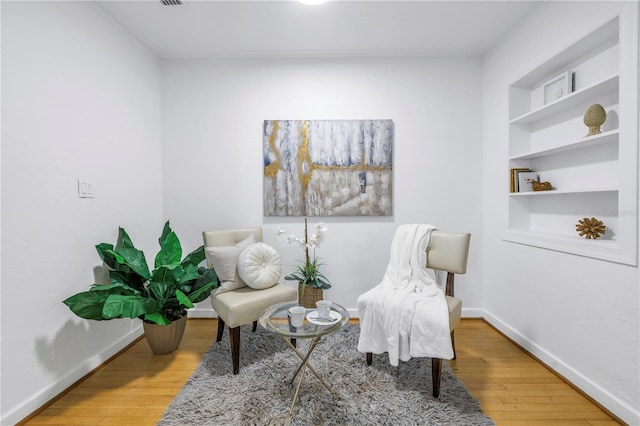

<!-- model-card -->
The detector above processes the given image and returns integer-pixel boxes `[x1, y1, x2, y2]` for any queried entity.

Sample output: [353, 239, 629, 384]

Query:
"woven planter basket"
[298, 283, 323, 308]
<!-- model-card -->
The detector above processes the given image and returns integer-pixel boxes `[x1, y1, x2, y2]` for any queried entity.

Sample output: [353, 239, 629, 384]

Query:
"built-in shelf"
[509, 187, 617, 197]
[509, 130, 618, 160]
[504, 14, 637, 265]
[509, 74, 619, 125]
[502, 229, 633, 265]
[510, 18, 620, 87]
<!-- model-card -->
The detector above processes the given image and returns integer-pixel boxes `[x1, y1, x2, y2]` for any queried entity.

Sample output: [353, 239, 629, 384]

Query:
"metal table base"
[283, 336, 339, 425]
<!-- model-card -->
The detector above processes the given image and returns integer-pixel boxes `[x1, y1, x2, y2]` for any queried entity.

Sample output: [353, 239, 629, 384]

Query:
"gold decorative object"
[532, 181, 552, 191]
[575, 217, 606, 239]
[583, 104, 606, 136]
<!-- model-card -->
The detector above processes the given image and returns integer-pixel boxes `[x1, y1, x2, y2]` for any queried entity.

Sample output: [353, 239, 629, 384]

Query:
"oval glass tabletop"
[259, 301, 350, 339]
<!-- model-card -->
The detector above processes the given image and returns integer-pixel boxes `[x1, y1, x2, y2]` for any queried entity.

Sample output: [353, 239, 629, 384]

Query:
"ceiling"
[96, 0, 540, 59]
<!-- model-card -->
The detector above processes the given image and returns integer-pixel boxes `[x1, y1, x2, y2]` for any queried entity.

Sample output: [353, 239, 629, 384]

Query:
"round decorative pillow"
[237, 243, 282, 290]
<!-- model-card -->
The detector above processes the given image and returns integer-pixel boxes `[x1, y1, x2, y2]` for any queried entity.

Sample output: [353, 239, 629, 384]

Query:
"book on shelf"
[510, 168, 530, 192]
[517, 171, 539, 192]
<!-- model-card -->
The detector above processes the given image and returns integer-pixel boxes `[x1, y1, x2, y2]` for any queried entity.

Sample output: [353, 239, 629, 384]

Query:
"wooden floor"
[21, 318, 621, 426]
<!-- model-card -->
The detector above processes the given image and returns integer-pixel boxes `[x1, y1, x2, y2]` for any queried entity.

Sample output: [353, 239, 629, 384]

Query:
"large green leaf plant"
[63, 221, 218, 325]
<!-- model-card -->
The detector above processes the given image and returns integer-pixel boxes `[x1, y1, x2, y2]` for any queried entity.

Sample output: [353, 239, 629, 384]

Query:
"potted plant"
[63, 221, 218, 354]
[278, 218, 331, 308]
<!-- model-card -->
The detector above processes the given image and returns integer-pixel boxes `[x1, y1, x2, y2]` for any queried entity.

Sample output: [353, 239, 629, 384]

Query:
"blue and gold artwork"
[263, 120, 393, 216]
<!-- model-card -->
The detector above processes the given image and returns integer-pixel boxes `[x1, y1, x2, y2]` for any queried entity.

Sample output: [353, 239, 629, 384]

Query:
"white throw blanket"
[357, 224, 453, 365]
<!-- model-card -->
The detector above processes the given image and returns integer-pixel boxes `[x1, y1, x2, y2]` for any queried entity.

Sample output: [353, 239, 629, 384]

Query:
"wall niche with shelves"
[503, 15, 638, 265]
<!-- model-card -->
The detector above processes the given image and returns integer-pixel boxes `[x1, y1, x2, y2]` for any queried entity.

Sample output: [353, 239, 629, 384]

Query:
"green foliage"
[284, 256, 331, 290]
[63, 221, 218, 325]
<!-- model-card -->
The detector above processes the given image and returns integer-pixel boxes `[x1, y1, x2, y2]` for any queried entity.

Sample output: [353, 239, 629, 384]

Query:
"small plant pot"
[142, 314, 188, 355]
[298, 283, 323, 309]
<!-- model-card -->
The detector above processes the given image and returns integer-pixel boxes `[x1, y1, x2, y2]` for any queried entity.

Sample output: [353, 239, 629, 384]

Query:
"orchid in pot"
[278, 218, 331, 307]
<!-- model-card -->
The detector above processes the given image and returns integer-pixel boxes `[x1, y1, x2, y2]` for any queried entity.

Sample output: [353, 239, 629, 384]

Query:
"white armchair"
[202, 227, 297, 374]
[359, 228, 471, 397]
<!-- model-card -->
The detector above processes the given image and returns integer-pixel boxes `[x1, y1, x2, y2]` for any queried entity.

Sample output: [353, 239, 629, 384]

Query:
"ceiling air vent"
[160, 0, 182, 5]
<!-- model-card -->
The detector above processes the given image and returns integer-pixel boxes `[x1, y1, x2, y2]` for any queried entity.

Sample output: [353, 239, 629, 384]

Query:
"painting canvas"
[263, 119, 393, 216]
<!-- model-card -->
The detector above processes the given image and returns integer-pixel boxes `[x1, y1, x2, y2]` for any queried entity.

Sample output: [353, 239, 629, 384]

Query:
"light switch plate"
[78, 179, 94, 198]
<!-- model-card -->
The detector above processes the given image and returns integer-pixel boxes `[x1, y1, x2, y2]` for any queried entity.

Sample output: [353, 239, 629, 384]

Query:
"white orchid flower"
[276, 218, 331, 290]
[311, 233, 325, 247]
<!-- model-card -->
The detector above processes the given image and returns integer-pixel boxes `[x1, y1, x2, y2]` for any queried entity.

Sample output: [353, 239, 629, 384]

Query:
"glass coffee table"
[259, 301, 350, 425]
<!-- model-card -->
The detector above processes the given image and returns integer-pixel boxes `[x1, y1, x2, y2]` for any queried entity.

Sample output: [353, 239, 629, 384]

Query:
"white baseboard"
[461, 307, 484, 318]
[188, 307, 217, 318]
[1, 325, 144, 426]
[483, 310, 639, 426]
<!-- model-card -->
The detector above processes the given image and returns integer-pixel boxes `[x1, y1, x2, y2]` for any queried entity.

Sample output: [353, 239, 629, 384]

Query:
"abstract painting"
[263, 120, 393, 216]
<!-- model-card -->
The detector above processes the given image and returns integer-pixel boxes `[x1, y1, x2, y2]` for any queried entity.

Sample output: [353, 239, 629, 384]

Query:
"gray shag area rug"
[158, 324, 494, 425]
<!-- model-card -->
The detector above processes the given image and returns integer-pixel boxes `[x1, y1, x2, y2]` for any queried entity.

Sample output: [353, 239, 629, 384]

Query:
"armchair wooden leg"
[230, 326, 241, 375]
[252, 320, 258, 332]
[451, 330, 457, 360]
[366, 352, 372, 365]
[432, 358, 442, 398]
[216, 317, 225, 342]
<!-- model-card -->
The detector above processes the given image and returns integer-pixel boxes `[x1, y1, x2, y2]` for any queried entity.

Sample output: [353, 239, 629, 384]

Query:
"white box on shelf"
[517, 172, 538, 192]
[543, 71, 573, 104]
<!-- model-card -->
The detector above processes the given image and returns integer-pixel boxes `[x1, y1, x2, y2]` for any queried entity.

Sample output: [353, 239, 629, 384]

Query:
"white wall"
[161, 57, 484, 317]
[7, 1, 635, 424]
[1, 2, 163, 424]
[482, 2, 639, 424]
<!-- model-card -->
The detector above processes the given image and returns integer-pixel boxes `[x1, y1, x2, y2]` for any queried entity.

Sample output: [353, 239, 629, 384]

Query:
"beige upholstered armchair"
[359, 229, 471, 398]
[202, 227, 297, 374]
